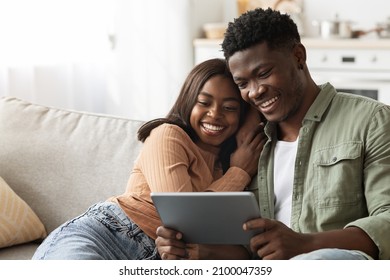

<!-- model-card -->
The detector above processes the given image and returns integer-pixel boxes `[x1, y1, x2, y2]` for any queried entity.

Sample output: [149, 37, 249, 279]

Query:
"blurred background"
[1, 0, 389, 121]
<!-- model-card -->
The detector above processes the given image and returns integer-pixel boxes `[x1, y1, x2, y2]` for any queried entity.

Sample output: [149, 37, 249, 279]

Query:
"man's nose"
[248, 83, 265, 100]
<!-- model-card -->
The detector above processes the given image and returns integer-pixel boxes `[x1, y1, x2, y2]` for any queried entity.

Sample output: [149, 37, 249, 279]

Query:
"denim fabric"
[290, 249, 370, 260]
[32, 202, 160, 260]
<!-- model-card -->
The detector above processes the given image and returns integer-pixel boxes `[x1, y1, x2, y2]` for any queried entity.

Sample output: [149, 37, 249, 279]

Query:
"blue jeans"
[32, 202, 160, 260]
[291, 248, 371, 260]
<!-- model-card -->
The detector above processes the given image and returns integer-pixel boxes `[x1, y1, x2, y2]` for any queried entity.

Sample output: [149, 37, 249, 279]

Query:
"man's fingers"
[156, 226, 183, 240]
[243, 217, 269, 231]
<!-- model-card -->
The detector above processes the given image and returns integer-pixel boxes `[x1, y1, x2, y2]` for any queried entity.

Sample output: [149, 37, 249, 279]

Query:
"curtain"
[0, 0, 223, 121]
[0, 0, 112, 112]
[105, 0, 194, 121]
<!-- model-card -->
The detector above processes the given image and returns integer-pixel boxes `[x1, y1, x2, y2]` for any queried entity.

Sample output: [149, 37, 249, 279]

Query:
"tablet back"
[151, 192, 261, 245]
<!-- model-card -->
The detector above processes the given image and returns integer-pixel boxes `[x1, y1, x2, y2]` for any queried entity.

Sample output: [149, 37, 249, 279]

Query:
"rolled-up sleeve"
[346, 105, 390, 260]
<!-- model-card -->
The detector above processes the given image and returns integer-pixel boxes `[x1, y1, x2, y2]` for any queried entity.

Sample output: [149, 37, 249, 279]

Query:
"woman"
[32, 58, 264, 260]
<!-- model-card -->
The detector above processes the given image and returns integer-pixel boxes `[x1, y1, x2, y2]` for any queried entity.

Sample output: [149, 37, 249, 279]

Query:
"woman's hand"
[230, 107, 266, 177]
[155, 226, 188, 260]
[236, 106, 264, 146]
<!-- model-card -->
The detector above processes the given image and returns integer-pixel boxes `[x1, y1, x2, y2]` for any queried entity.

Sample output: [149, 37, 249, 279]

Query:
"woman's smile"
[200, 122, 226, 136]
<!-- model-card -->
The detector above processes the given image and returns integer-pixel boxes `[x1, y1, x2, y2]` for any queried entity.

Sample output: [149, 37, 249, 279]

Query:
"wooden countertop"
[194, 37, 390, 49]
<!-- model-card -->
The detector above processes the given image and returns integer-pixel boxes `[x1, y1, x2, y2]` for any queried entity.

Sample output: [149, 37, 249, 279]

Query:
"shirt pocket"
[314, 141, 363, 208]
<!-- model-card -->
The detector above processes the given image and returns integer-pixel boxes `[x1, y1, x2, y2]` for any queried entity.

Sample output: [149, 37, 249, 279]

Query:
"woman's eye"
[197, 100, 209, 106]
[223, 105, 239, 111]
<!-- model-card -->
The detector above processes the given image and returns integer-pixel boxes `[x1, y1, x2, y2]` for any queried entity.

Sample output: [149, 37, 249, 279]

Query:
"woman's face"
[190, 75, 241, 151]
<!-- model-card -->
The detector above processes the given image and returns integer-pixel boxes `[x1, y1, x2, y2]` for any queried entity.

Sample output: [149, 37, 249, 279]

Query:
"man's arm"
[244, 218, 378, 260]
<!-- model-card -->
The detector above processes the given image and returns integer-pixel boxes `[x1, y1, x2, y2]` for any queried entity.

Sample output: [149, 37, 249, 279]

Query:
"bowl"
[203, 23, 227, 39]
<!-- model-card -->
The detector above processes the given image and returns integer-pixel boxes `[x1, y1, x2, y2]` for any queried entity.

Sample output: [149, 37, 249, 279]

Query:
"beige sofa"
[0, 96, 144, 259]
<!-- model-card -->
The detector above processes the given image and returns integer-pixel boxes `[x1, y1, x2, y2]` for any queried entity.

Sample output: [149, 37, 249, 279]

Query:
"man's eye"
[237, 82, 247, 89]
[258, 69, 272, 78]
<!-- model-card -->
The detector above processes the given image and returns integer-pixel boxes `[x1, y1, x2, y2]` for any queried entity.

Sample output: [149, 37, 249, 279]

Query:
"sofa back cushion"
[0, 97, 144, 233]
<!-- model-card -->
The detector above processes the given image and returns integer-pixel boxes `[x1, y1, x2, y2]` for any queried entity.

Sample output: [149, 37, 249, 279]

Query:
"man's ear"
[293, 43, 307, 66]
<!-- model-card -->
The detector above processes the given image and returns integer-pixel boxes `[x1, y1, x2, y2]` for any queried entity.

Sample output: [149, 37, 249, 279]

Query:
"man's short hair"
[222, 8, 301, 60]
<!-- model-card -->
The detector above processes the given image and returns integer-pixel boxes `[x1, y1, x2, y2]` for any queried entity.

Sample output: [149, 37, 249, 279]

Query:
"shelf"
[194, 38, 390, 49]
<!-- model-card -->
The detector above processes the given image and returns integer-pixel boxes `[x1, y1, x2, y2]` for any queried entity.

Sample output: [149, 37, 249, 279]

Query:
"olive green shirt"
[255, 83, 390, 259]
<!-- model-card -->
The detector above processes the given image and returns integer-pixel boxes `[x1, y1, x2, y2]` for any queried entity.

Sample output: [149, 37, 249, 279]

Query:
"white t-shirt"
[273, 138, 298, 227]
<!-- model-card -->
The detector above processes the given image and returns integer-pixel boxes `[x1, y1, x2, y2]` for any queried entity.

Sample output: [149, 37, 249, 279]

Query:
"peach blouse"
[110, 124, 251, 239]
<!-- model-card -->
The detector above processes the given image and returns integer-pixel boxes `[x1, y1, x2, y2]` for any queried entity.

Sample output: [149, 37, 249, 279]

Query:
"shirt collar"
[304, 82, 337, 122]
[264, 83, 337, 136]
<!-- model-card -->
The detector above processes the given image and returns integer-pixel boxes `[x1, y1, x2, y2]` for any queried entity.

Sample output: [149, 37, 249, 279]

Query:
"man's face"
[228, 42, 305, 124]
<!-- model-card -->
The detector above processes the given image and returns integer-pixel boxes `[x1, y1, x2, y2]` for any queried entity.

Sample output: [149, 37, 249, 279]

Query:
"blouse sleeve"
[138, 125, 197, 193]
[138, 124, 252, 193]
[205, 166, 251, 192]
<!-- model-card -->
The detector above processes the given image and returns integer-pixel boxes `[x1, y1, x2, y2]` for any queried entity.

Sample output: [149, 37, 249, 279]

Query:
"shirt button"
[332, 156, 337, 162]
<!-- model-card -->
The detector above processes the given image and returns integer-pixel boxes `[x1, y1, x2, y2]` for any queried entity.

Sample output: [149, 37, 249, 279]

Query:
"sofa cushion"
[0, 97, 144, 236]
[0, 176, 47, 248]
[0, 242, 40, 260]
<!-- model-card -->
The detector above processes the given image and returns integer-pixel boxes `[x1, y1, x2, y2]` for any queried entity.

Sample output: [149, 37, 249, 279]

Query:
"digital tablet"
[151, 192, 262, 245]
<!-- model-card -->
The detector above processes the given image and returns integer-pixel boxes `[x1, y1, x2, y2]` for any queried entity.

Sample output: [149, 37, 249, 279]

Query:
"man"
[155, 8, 390, 260]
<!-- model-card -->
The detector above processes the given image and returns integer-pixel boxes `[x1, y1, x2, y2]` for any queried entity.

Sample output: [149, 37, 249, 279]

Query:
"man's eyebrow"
[233, 63, 266, 81]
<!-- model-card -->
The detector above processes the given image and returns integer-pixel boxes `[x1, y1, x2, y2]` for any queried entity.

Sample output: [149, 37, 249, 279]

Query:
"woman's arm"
[138, 125, 203, 193]
[140, 124, 264, 193]
[205, 109, 266, 191]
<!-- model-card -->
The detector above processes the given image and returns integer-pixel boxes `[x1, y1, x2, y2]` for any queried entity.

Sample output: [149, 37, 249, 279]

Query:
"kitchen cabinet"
[193, 38, 390, 64]
[193, 38, 390, 105]
[193, 39, 225, 64]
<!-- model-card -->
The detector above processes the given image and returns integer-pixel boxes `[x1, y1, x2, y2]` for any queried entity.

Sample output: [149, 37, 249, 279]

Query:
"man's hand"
[244, 218, 311, 260]
[155, 226, 188, 260]
[244, 217, 379, 260]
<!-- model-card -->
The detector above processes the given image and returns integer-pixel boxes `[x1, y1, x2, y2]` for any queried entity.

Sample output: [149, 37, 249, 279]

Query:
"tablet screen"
[151, 192, 262, 245]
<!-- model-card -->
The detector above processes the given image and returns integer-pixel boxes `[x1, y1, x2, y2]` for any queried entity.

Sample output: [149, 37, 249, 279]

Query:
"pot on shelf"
[312, 16, 354, 39]
[376, 17, 390, 38]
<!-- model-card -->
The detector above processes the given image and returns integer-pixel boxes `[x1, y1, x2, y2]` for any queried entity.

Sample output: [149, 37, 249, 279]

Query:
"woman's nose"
[207, 106, 222, 118]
